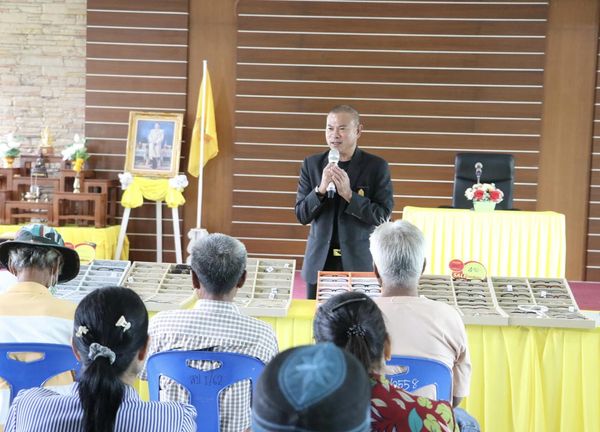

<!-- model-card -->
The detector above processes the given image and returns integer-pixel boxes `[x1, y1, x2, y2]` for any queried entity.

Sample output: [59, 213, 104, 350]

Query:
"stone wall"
[0, 0, 86, 152]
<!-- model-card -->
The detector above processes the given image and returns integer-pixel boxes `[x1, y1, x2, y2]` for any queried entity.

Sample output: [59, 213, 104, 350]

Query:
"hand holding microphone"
[326, 148, 340, 198]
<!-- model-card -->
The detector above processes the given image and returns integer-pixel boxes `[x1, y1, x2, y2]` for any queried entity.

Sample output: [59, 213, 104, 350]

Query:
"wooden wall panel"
[537, 0, 600, 281]
[86, 0, 189, 262]
[234, 0, 547, 265]
[586, 67, 600, 278]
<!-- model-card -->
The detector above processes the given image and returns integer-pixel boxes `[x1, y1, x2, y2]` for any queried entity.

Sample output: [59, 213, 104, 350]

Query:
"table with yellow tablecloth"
[402, 206, 566, 278]
[249, 300, 599, 432]
[0, 224, 128, 261]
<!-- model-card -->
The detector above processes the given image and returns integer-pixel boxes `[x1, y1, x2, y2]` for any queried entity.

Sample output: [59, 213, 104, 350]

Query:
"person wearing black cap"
[252, 342, 372, 432]
[0, 223, 80, 430]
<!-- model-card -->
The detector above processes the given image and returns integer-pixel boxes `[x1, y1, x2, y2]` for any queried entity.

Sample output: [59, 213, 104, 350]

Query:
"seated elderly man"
[142, 233, 279, 432]
[370, 220, 480, 432]
[0, 224, 80, 430]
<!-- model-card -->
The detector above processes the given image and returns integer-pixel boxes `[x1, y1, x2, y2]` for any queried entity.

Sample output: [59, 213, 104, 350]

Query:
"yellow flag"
[187, 70, 218, 177]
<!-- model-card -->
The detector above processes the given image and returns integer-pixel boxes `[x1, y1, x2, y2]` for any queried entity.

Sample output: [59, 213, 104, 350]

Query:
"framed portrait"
[125, 111, 183, 178]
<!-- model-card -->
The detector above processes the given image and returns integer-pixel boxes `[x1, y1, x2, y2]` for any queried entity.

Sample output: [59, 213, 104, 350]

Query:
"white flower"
[118, 172, 133, 190]
[5, 133, 20, 149]
[169, 175, 188, 191]
[61, 145, 76, 160]
[73, 134, 86, 146]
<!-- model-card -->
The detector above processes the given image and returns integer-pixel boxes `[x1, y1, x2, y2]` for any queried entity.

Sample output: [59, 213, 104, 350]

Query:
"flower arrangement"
[465, 183, 504, 203]
[61, 134, 90, 173]
[0, 133, 22, 158]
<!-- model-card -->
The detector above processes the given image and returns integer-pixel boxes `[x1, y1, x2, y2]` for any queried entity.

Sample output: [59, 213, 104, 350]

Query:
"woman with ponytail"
[5, 286, 196, 432]
[314, 291, 458, 432]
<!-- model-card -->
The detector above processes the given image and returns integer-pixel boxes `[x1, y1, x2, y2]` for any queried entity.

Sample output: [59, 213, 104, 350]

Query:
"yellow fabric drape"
[463, 324, 600, 432]
[402, 206, 566, 277]
[121, 177, 185, 209]
[0, 225, 128, 260]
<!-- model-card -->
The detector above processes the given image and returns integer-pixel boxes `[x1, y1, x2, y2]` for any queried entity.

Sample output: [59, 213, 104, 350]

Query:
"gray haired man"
[142, 233, 278, 432]
[370, 220, 480, 432]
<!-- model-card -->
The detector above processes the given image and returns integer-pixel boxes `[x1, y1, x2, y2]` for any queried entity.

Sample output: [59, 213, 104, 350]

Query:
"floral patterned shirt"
[370, 373, 459, 432]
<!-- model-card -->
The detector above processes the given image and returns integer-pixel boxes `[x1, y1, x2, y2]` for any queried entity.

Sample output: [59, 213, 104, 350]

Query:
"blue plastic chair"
[0, 343, 80, 403]
[385, 355, 452, 401]
[146, 351, 265, 431]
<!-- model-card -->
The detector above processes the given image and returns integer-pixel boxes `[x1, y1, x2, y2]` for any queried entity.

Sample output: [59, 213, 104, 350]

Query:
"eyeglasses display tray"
[316, 272, 595, 329]
[55, 259, 131, 303]
[234, 257, 295, 317]
[121, 262, 196, 312]
[55, 257, 296, 316]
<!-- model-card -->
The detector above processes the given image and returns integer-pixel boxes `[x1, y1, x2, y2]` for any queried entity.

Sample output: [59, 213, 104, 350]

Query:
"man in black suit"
[295, 105, 394, 299]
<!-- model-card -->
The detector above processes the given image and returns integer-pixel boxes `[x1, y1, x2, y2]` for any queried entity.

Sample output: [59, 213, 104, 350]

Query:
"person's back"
[0, 224, 80, 430]
[314, 291, 459, 432]
[142, 233, 278, 431]
[369, 220, 471, 403]
[369, 220, 480, 432]
[5, 286, 197, 432]
[6, 386, 195, 432]
[374, 296, 470, 399]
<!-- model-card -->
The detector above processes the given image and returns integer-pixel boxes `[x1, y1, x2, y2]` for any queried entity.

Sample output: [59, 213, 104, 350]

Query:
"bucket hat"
[0, 224, 80, 282]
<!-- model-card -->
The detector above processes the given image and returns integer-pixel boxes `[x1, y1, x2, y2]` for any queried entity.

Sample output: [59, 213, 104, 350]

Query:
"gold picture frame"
[125, 111, 183, 178]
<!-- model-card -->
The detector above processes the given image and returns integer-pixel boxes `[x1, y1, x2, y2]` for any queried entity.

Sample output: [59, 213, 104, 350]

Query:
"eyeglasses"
[319, 288, 350, 294]
[455, 290, 486, 297]
[427, 297, 452, 303]
[499, 292, 532, 299]
[455, 289, 487, 296]
[455, 299, 489, 306]
[321, 277, 349, 283]
[127, 276, 161, 284]
[418, 281, 451, 287]
[94, 266, 126, 273]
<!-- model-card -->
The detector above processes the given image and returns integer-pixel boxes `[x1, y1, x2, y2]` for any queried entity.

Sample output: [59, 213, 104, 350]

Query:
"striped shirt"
[141, 299, 279, 432]
[0, 281, 76, 430]
[4, 384, 197, 432]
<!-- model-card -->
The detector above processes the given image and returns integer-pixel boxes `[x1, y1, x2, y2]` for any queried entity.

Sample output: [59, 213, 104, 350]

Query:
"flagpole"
[196, 59, 208, 229]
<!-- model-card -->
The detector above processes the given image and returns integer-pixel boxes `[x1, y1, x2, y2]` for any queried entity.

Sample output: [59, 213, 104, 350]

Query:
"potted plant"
[464, 183, 504, 211]
[0, 133, 21, 168]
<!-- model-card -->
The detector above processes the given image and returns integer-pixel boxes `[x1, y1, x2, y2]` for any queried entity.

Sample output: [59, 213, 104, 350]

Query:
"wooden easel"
[114, 201, 183, 263]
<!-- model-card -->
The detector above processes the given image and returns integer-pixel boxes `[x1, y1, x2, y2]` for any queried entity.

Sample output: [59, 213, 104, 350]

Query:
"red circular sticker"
[448, 259, 464, 271]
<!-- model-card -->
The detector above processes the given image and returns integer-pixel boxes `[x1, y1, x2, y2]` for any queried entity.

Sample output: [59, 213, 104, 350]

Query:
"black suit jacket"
[295, 148, 394, 285]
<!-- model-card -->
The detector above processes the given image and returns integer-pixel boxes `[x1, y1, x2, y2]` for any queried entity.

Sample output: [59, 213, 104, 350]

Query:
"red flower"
[489, 190, 501, 202]
[473, 189, 485, 200]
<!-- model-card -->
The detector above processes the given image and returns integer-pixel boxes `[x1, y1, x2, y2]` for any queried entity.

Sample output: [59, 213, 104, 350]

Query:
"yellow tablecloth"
[248, 300, 599, 432]
[0, 224, 128, 261]
[402, 206, 566, 278]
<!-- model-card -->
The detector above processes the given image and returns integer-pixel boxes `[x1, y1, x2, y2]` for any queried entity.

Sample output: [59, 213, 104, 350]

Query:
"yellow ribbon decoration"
[121, 176, 186, 209]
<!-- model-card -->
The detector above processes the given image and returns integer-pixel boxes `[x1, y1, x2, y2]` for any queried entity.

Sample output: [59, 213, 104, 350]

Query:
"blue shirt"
[5, 384, 197, 432]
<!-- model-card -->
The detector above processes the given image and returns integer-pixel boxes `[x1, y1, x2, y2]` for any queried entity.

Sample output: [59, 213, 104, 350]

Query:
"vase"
[3, 156, 14, 168]
[473, 201, 496, 212]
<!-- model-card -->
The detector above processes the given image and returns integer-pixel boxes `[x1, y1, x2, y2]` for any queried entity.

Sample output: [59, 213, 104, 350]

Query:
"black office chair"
[452, 153, 515, 210]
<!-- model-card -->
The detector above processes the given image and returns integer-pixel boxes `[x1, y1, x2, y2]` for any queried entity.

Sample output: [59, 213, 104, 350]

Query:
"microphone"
[475, 162, 483, 184]
[326, 148, 340, 199]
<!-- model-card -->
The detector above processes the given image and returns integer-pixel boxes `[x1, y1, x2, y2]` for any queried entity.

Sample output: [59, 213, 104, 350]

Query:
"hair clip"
[346, 323, 366, 337]
[88, 342, 116, 365]
[115, 316, 131, 332]
[75, 325, 89, 338]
